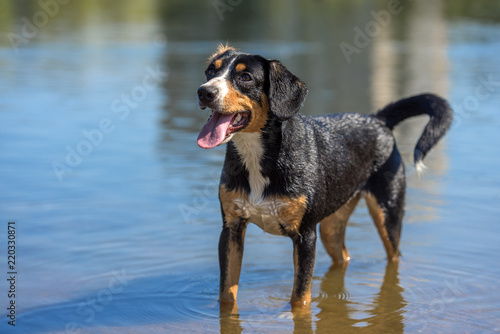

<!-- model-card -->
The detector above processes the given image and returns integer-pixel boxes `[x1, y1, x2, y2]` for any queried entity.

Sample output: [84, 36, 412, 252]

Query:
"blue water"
[1, 1, 500, 333]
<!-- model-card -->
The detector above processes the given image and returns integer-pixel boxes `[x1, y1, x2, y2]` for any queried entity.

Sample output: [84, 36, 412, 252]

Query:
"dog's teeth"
[234, 114, 242, 124]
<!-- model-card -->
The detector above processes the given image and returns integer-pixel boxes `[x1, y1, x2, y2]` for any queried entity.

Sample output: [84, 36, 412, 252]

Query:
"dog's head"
[196, 45, 308, 149]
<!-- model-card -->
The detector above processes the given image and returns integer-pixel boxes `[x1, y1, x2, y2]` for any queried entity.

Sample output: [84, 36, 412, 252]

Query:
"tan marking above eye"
[214, 59, 223, 69]
[235, 63, 246, 72]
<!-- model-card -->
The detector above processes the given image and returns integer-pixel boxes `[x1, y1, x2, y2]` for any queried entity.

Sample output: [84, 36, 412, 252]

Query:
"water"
[1, 0, 499, 333]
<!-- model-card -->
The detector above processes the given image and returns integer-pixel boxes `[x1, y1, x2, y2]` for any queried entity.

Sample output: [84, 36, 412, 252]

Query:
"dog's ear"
[268, 60, 308, 121]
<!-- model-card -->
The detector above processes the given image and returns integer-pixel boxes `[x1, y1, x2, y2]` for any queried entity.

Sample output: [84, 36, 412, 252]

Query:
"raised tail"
[375, 93, 453, 168]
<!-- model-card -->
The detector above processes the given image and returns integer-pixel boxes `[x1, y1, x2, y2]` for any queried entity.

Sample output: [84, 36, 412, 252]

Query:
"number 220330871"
[8, 222, 16, 270]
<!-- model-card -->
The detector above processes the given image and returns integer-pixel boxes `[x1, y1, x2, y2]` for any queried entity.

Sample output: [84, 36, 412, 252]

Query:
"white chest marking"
[232, 132, 270, 204]
[233, 197, 287, 236]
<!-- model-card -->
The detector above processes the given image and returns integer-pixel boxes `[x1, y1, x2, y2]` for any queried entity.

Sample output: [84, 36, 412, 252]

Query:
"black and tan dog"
[196, 45, 452, 307]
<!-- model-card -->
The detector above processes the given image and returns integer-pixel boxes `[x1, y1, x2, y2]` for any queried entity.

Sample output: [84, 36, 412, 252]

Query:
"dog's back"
[276, 113, 394, 222]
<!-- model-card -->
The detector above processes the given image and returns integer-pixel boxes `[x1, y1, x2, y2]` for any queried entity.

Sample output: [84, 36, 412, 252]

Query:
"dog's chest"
[231, 132, 270, 203]
[234, 197, 289, 235]
[220, 187, 307, 236]
[223, 133, 307, 236]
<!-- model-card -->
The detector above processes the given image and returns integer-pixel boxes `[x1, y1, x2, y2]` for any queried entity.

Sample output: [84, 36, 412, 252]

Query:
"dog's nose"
[197, 86, 218, 105]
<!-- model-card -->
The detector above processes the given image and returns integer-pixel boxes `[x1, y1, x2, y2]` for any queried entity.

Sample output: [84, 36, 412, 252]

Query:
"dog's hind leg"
[319, 193, 361, 266]
[364, 147, 405, 261]
[364, 191, 403, 261]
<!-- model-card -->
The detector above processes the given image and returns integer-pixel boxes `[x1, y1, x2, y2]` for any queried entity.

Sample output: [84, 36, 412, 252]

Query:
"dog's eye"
[207, 68, 215, 77]
[240, 73, 252, 82]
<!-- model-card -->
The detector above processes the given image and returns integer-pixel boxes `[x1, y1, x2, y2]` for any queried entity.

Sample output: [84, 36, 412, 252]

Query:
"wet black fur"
[203, 50, 453, 302]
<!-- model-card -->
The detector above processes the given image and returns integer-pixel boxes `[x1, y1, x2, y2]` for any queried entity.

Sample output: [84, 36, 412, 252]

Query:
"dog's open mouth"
[197, 111, 249, 149]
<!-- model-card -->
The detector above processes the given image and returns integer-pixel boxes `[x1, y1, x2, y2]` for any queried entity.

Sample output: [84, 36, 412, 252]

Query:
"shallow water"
[1, 0, 500, 333]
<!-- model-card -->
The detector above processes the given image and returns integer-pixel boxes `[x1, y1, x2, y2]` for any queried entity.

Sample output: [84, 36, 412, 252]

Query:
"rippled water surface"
[1, 1, 500, 333]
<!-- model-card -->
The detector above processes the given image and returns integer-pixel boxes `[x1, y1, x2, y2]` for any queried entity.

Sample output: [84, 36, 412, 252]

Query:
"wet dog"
[196, 45, 452, 306]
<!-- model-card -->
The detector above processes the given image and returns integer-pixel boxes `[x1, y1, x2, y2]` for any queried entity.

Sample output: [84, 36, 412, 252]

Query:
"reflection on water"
[218, 264, 406, 334]
[316, 263, 404, 333]
[1, 0, 500, 333]
[217, 262, 407, 334]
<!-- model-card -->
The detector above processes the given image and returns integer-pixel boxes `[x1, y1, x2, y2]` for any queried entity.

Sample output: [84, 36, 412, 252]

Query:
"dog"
[196, 45, 452, 307]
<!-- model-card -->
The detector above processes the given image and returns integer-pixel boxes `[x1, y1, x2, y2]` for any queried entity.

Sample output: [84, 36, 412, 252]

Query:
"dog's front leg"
[219, 218, 248, 304]
[290, 226, 317, 307]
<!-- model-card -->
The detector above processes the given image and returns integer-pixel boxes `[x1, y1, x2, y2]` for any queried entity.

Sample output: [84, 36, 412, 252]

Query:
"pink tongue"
[197, 112, 234, 149]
